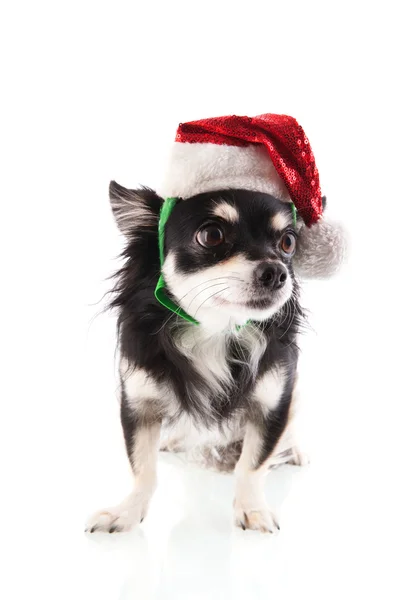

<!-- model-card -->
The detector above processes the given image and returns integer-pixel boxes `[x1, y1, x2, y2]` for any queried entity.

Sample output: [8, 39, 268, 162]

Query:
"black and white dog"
[86, 182, 310, 534]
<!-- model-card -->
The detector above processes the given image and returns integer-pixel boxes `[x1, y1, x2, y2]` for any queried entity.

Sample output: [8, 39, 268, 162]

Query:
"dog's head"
[162, 190, 297, 325]
[110, 184, 298, 327]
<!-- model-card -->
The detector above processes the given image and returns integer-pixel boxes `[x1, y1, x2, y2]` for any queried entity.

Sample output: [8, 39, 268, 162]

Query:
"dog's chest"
[175, 324, 268, 402]
[176, 327, 231, 394]
[160, 324, 269, 443]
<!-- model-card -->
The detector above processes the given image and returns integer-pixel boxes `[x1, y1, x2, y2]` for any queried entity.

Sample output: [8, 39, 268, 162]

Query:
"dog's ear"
[109, 181, 161, 235]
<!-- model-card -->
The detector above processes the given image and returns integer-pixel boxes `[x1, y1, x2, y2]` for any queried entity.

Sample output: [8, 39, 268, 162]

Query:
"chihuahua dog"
[86, 182, 309, 534]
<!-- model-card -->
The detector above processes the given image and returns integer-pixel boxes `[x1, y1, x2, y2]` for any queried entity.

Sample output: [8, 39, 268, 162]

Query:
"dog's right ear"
[109, 181, 161, 235]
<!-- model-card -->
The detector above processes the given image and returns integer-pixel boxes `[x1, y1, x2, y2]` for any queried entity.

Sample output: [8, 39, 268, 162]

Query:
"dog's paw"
[234, 502, 279, 534]
[287, 448, 310, 467]
[159, 435, 185, 453]
[270, 446, 310, 469]
[85, 493, 149, 534]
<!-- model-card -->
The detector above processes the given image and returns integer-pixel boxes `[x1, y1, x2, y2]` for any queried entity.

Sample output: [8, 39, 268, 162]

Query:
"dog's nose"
[255, 263, 288, 290]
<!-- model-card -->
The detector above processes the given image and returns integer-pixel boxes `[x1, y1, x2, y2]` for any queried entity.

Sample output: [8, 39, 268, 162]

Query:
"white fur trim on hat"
[293, 217, 348, 279]
[158, 142, 291, 201]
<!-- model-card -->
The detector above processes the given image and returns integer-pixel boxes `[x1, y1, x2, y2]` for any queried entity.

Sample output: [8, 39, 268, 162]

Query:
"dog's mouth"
[214, 294, 284, 311]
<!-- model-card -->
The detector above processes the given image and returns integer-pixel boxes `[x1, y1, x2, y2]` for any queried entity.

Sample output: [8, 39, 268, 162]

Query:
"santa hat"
[159, 113, 347, 279]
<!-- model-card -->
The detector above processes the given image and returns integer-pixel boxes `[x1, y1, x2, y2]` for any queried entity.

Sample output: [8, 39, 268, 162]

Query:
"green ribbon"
[154, 198, 199, 325]
[291, 202, 297, 228]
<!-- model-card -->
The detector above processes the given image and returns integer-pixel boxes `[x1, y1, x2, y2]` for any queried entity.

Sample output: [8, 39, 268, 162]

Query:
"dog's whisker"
[193, 287, 230, 320]
[150, 276, 244, 335]
[151, 278, 240, 335]
[186, 281, 235, 312]
[174, 276, 243, 305]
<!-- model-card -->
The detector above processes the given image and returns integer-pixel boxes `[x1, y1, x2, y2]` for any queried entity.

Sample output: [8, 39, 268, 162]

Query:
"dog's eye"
[196, 225, 225, 248]
[280, 232, 296, 255]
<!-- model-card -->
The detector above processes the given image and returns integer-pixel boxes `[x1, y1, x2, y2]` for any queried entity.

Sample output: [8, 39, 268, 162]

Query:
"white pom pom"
[293, 217, 348, 279]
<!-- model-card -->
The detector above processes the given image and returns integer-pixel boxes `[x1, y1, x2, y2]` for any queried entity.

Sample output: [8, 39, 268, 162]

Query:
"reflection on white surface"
[87, 453, 299, 600]
[80, 417, 398, 600]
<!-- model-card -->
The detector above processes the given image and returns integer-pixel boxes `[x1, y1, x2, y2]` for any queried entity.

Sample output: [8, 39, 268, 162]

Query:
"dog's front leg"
[234, 420, 282, 534]
[234, 379, 294, 534]
[86, 408, 161, 534]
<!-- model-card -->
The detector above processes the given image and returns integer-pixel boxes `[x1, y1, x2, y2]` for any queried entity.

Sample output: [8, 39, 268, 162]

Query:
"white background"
[1, 1, 399, 598]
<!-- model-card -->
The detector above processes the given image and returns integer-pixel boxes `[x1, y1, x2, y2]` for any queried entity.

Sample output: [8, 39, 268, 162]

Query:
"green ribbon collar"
[154, 197, 199, 325]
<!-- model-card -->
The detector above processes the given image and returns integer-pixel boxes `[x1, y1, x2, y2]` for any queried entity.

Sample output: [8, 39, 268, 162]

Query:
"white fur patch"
[212, 201, 239, 223]
[174, 325, 232, 399]
[120, 358, 179, 420]
[121, 361, 163, 402]
[233, 323, 268, 381]
[161, 412, 244, 453]
[159, 143, 291, 201]
[254, 366, 286, 411]
[271, 211, 292, 231]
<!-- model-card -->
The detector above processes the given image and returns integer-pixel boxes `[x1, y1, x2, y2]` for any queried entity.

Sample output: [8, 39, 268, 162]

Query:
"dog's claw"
[235, 504, 279, 533]
[273, 518, 280, 530]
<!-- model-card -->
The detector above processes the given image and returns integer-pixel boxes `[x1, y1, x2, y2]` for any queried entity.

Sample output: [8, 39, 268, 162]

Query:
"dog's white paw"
[234, 501, 279, 534]
[159, 435, 185, 453]
[85, 493, 149, 533]
[289, 448, 310, 467]
[270, 446, 310, 469]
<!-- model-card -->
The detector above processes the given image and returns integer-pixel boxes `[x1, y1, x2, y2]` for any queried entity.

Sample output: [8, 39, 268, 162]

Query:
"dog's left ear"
[109, 181, 161, 235]
[293, 197, 348, 279]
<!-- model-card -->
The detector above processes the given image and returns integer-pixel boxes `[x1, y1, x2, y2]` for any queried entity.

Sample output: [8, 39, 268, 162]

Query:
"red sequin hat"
[160, 113, 323, 227]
